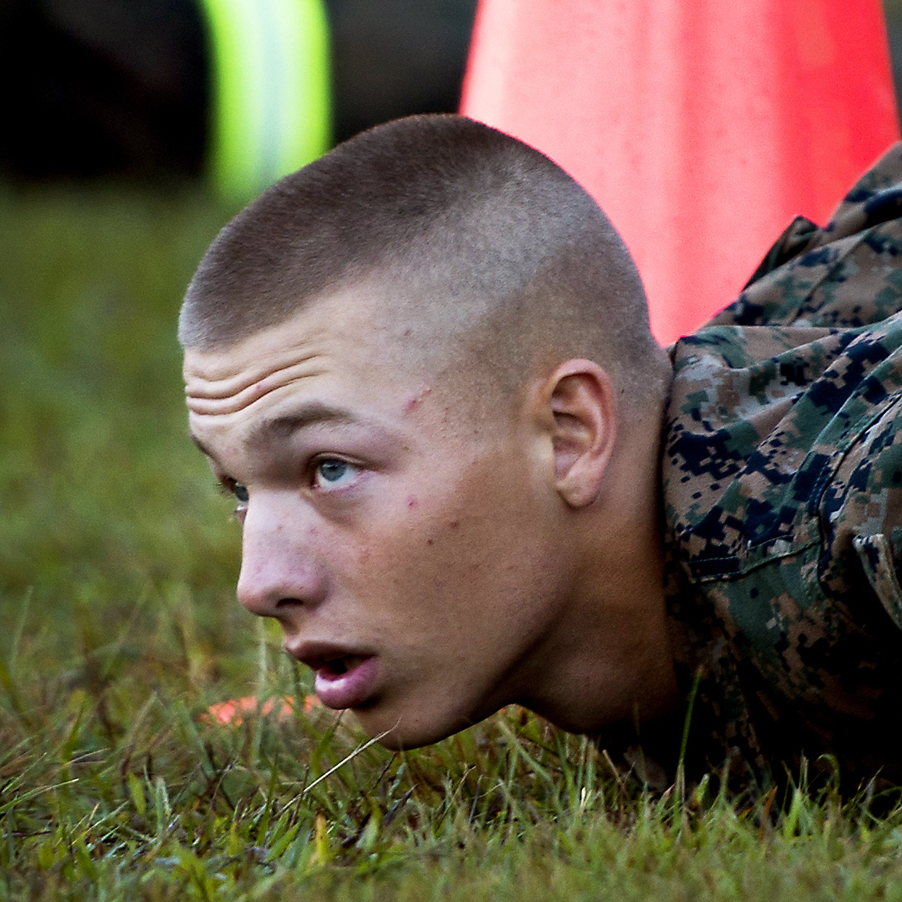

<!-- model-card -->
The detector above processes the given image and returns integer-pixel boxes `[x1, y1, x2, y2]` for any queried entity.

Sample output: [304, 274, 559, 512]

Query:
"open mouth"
[320, 654, 368, 677]
[287, 643, 379, 710]
[315, 656, 378, 710]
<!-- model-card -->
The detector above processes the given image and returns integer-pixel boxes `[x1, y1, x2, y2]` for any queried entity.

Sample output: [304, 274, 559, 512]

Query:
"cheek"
[405, 502, 509, 593]
[354, 501, 470, 594]
[346, 449, 542, 599]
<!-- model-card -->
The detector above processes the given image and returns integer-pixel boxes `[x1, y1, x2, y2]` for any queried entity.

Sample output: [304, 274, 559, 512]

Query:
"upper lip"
[286, 640, 372, 671]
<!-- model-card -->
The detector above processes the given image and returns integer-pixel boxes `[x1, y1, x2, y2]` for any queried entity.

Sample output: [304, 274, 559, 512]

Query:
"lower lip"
[314, 656, 379, 710]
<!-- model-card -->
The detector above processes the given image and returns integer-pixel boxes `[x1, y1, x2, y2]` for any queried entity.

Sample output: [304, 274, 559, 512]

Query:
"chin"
[353, 707, 479, 751]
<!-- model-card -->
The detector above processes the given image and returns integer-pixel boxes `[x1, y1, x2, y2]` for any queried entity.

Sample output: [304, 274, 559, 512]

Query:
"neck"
[519, 392, 678, 734]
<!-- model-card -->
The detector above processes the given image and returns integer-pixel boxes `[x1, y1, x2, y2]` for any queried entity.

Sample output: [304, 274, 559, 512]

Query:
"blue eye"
[318, 460, 346, 481]
[217, 478, 249, 520]
[217, 478, 249, 504]
[313, 458, 359, 489]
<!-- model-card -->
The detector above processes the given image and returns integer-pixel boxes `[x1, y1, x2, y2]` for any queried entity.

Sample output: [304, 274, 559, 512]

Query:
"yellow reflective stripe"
[271, 0, 331, 176]
[198, 0, 331, 201]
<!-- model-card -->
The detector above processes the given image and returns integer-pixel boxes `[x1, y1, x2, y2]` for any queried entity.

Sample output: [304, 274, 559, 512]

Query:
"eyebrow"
[189, 402, 379, 463]
[189, 432, 216, 460]
[246, 403, 363, 450]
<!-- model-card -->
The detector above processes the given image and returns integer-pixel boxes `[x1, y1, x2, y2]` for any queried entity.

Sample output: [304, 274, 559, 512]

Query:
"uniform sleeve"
[708, 143, 902, 331]
[819, 383, 902, 632]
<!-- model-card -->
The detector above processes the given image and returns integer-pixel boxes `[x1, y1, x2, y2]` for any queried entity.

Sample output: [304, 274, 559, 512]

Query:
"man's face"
[183, 286, 573, 747]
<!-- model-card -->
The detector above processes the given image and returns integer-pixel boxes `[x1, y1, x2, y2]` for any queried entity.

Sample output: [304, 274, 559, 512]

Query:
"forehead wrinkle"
[184, 361, 327, 417]
[184, 349, 319, 399]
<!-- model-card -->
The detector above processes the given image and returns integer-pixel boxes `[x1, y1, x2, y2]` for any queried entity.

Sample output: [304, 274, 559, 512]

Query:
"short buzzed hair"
[180, 114, 662, 407]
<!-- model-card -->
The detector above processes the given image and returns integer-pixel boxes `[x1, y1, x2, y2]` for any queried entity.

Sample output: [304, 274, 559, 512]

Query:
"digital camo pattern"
[663, 143, 902, 790]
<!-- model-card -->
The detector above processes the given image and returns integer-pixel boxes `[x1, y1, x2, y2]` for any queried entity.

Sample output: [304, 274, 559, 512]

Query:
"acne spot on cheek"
[403, 387, 433, 414]
[449, 519, 459, 529]
[406, 496, 418, 509]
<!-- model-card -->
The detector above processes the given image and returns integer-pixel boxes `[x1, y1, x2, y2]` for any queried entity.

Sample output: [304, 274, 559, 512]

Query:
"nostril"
[275, 597, 305, 610]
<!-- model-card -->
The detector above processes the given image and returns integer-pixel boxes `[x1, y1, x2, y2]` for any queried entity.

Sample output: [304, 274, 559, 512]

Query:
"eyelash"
[214, 457, 359, 509]
[216, 478, 248, 515]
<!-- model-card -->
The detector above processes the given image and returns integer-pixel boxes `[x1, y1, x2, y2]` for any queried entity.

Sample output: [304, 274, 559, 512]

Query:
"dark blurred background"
[0, 0, 477, 183]
[2, 0, 902, 185]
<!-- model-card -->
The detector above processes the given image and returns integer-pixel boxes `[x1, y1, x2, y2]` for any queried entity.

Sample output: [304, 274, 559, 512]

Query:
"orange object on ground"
[461, 0, 899, 343]
[205, 694, 321, 725]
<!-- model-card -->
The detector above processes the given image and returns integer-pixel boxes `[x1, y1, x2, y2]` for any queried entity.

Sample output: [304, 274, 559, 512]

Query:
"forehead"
[182, 284, 488, 465]
[187, 287, 405, 405]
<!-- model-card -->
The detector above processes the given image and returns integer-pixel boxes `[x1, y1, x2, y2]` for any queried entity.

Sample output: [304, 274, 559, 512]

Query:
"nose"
[235, 494, 328, 620]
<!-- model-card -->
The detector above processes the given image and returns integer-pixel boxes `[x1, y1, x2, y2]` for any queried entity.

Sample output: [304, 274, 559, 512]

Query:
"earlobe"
[542, 360, 617, 508]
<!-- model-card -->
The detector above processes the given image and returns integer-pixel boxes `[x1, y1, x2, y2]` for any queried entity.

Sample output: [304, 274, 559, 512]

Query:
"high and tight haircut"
[180, 114, 661, 404]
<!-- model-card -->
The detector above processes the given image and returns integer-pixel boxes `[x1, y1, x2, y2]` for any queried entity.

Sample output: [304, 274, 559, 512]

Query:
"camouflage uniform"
[663, 143, 902, 789]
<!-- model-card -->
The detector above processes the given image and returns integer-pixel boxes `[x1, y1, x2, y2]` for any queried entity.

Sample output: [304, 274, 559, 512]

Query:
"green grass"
[3, 181, 902, 900]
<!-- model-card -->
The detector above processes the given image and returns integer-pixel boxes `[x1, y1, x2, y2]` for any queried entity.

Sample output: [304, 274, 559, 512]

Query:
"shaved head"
[181, 115, 678, 746]
[180, 114, 666, 412]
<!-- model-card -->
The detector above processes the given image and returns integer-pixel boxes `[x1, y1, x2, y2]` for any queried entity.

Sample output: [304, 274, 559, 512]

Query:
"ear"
[537, 359, 617, 508]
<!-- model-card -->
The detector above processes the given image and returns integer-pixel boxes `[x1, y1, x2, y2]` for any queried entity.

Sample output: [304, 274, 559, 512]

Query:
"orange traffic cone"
[461, 0, 899, 343]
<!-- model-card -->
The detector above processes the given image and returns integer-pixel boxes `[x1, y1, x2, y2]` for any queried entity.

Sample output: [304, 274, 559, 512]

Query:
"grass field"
[4, 180, 902, 900]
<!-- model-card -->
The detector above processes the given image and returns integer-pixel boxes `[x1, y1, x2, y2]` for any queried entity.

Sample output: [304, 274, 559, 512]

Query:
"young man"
[181, 114, 902, 789]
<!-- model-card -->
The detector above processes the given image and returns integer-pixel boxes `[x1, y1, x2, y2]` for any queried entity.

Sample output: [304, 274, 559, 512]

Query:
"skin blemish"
[449, 519, 460, 529]
[404, 387, 433, 414]
[406, 496, 418, 509]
